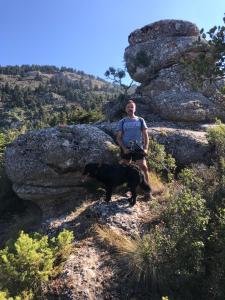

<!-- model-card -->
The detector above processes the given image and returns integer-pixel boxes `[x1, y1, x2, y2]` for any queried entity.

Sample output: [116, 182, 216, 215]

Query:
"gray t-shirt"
[117, 117, 147, 148]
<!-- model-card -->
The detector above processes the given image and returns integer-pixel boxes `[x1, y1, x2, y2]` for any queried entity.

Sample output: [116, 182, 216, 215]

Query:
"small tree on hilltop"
[104, 67, 134, 98]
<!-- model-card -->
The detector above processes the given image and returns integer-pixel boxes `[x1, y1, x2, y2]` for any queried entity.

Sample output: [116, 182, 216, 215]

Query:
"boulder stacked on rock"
[124, 19, 225, 122]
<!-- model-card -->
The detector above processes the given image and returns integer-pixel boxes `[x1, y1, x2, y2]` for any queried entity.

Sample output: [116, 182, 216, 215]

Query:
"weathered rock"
[103, 96, 162, 122]
[128, 19, 200, 46]
[97, 120, 211, 166]
[4, 119, 212, 213]
[125, 36, 207, 83]
[138, 65, 225, 122]
[5, 125, 117, 205]
[125, 20, 206, 83]
[148, 124, 210, 165]
[124, 19, 225, 122]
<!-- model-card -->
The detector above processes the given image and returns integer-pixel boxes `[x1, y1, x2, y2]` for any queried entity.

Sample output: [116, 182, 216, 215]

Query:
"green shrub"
[0, 128, 27, 167]
[51, 229, 74, 271]
[206, 120, 225, 159]
[0, 289, 33, 300]
[147, 139, 176, 181]
[131, 188, 209, 295]
[206, 120, 225, 184]
[0, 132, 8, 167]
[128, 226, 174, 290]
[163, 188, 209, 273]
[0, 229, 74, 298]
[220, 86, 225, 94]
[202, 187, 225, 299]
[152, 188, 209, 298]
[178, 164, 219, 201]
[68, 108, 105, 124]
[115, 122, 225, 298]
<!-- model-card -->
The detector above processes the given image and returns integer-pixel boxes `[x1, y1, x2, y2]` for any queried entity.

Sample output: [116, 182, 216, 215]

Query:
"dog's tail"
[139, 173, 151, 192]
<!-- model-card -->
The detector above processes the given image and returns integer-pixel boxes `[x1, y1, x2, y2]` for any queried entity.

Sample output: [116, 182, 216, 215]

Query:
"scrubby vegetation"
[1, 61, 225, 299]
[95, 120, 225, 300]
[0, 229, 74, 299]
[0, 64, 122, 212]
[0, 65, 122, 131]
[180, 14, 225, 89]
[147, 138, 176, 181]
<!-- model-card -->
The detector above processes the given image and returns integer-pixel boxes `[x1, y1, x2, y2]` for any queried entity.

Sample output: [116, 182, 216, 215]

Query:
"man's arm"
[142, 128, 149, 154]
[116, 131, 129, 154]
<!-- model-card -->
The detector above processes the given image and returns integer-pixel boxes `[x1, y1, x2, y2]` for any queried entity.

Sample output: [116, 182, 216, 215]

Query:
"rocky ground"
[42, 194, 160, 300]
[0, 180, 164, 300]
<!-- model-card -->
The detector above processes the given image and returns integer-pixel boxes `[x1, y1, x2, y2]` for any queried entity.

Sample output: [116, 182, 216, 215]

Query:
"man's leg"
[135, 159, 154, 200]
[135, 159, 150, 184]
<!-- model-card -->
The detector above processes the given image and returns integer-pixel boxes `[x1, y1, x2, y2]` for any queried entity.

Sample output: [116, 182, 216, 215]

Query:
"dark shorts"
[120, 148, 145, 161]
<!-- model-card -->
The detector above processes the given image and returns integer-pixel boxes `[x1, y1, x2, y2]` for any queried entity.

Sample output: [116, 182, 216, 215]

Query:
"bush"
[207, 120, 225, 159]
[202, 187, 225, 299]
[147, 139, 176, 181]
[178, 164, 219, 202]
[98, 188, 209, 297]
[0, 289, 33, 300]
[95, 224, 172, 292]
[0, 229, 74, 298]
[163, 188, 209, 276]
[68, 108, 105, 124]
[132, 188, 210, 297]
[127, 226, 173, 291]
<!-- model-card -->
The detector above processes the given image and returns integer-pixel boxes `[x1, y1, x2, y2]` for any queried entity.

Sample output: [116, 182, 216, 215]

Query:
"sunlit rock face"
[124, 19, 225, 122]
[5, 125, 116, 205]
[97, 120, 211, 166]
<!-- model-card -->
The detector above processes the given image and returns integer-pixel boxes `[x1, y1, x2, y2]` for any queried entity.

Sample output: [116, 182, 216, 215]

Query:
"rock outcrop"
[5, 125, 117, 208]
[124, 19, 225, 122]
[44, 196, 154, 299]
[97, 120, 211, 166]
[5, 120, 212, 212]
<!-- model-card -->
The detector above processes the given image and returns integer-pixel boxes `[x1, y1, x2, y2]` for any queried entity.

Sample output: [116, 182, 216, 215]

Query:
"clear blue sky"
[1, 0, 224, 81]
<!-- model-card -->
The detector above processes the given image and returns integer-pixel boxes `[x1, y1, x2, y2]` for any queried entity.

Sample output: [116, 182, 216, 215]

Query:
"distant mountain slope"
[0, 65, 122, 130]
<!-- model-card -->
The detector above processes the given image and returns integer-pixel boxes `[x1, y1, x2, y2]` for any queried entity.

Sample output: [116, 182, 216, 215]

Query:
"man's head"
[125, 100, 136, 117]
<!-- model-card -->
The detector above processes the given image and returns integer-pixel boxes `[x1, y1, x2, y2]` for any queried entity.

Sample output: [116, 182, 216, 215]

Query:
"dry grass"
[148, 171, 165, 195]
[94, 224, 138, 254]
[94, 224, 166, 288]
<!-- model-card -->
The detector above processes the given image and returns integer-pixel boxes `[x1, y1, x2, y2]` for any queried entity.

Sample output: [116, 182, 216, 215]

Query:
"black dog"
[83, 163, 151, 206]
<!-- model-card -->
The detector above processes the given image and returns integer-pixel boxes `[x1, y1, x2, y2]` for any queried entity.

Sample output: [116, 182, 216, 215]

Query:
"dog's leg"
[105, 186, 112, 202]
[128, 186, 137, 206]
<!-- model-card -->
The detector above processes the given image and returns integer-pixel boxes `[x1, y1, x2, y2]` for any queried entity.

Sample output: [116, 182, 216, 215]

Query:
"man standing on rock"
[116, 99, 153, 200]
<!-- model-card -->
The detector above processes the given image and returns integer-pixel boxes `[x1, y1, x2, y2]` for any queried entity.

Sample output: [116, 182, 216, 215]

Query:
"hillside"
[0, 65, 122, 130]
[0, 14, 225, 299]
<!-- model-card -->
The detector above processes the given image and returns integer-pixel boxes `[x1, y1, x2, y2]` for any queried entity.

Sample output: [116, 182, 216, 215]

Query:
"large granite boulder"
[5, 125, 117, 207]
[4, 120, 213, 218]
[124, 19, 225, 122]
[96, 120, 211, 166]
[125, 20, 206, 83]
